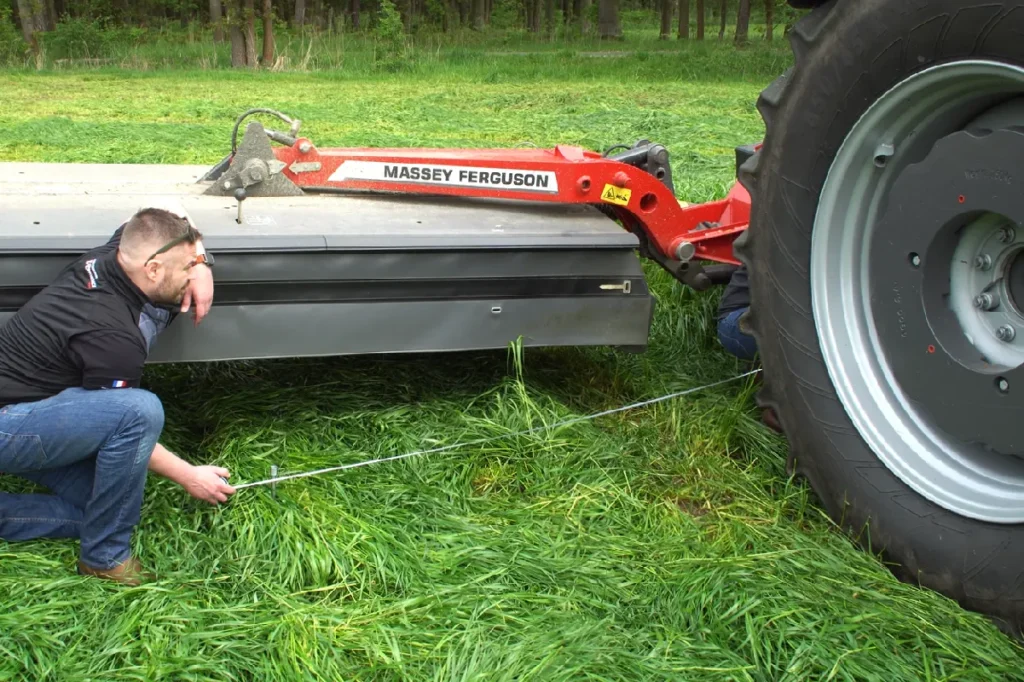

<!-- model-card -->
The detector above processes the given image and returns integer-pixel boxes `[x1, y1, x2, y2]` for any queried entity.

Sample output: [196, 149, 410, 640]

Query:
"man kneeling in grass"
[0, 207, 235, 586]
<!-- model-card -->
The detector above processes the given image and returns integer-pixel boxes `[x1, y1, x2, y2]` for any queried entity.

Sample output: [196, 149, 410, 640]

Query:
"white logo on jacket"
[84, 259, 99, 289]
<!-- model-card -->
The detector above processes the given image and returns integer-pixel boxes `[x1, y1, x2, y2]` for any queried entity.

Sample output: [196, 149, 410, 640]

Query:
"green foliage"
[488, 0, 523, 32]
[0, 7, 27, 66]
[0, 2, 801, 73]
[373, 0, 411, 72]
[0, 58, 1022, 679]
[41, 16, 112, 60]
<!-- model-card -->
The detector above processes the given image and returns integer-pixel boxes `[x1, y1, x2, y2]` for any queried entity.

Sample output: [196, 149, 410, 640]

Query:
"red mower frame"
[211, 110, 754, 289]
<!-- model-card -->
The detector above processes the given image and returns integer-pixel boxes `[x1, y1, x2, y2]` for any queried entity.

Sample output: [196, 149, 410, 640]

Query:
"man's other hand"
[185, 465, 236, 505]
[181, 263, 214, 325]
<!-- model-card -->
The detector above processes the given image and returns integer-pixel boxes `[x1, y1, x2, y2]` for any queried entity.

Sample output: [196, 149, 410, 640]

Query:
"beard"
[154, 278, 188, 306]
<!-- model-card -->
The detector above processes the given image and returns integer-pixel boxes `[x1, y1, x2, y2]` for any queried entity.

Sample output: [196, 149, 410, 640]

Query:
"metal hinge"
[600, 280, 632, 294]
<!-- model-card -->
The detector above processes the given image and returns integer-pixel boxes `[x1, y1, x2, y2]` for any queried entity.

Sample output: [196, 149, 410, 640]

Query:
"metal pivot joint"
[203, 121, 304, 198]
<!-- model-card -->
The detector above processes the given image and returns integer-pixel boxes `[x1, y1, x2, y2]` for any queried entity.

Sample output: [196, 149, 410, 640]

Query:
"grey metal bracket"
[203, 121, 304, 198]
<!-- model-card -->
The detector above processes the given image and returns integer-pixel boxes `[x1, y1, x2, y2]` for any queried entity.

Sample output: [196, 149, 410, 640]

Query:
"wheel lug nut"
[974, 254, 992, 270]
[998, 226, 1016, 243]
[997, 325, 1016, 342]
[974, 293, 999, 311]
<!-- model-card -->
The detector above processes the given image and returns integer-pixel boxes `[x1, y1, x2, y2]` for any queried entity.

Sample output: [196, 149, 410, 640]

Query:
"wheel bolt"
[997, 325, 1016, 342]
[974, 254, 992, 270]
[974, 293, 998, 311]
[998, 226, 1016, 243]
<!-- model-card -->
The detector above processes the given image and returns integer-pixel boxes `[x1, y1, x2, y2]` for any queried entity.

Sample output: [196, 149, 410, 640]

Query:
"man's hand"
[183, 465, 236, 505]
[148, 444, 236, 504]
[182, 263, 214, 326]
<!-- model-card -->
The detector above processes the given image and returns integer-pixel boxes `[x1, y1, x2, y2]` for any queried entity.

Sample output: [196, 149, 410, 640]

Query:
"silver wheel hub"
[811, 61, 1024, 523]
[951, 216, 1024, 370]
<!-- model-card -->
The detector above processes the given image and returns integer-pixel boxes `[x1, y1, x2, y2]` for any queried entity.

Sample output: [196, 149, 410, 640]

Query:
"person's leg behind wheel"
[717, 307, 759, 362]
[716, 307, 782, 433]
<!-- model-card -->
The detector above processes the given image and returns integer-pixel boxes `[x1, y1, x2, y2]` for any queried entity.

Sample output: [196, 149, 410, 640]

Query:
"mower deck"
[0, 162, 654, 363]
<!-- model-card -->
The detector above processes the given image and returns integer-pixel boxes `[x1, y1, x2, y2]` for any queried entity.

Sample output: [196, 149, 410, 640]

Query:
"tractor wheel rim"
[811, 60, 1024, 523]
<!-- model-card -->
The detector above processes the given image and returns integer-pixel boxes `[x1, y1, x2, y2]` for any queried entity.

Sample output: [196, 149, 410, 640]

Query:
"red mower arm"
[273, 141, 748, 267]
[207, 114, 752, 290]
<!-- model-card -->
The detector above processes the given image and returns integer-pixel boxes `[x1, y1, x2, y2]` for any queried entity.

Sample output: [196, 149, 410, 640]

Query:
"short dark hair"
[121, 207, 202, 260]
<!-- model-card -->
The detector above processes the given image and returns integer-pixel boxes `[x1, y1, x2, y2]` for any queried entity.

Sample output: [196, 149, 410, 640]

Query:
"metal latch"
[600, 280, 632, 294]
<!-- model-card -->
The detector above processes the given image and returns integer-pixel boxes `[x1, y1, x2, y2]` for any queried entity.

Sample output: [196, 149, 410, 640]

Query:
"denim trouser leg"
[717, 307, 759, 361]
[0, 387, 165, 569]
[6, 457, 98, 539]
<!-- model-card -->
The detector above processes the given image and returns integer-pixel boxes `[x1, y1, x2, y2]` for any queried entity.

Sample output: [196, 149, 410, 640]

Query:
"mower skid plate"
[0, 162, 654, 362]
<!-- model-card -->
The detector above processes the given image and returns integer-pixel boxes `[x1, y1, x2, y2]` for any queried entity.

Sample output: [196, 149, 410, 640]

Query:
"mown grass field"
[2, 47, 1024, 680]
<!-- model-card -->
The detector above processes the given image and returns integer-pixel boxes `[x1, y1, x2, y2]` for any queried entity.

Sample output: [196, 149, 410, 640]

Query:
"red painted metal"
[267, 138, 748, 266]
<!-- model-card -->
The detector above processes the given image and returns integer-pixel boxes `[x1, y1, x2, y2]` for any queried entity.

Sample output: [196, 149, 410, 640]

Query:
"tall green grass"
[1, 63, 1023, 680]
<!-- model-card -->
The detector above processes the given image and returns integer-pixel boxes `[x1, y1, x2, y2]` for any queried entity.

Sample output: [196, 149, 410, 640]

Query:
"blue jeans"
[717, 307, 758, 361]
[0, 387, 164, 570]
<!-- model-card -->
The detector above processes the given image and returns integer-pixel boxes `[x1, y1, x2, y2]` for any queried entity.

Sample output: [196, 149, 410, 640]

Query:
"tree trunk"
[43, 0, 56, 30]
[472, 0, 484, 30]
[677, 0, 687, 37]
[399, 0, 410, 32]
[210, 0, 225, 41]
[717, 0, 725, 39]
[597, 0, 620, 39]
[228, 3, 248, 66]
[351, 0, 359, 29]
[659, 0, 670, 39]
[734, 0, 749, 43]
[579, 0, 591, 34]
[115, 0, 129, 21]
[262, 0, 274, 64]
[244, 0, 257, 65]
[15, 0, 44, 53]
[293, 0, 305, 27]
[227, 0, 254, 67]
[544, 0, 553, 38]
[764, 0, 773, 40]
[695, 0, 703, 39]
[444, 0, 455, 30]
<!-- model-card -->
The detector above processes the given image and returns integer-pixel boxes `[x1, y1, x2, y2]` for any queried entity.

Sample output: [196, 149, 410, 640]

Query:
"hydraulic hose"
[230, 108, 302, 155]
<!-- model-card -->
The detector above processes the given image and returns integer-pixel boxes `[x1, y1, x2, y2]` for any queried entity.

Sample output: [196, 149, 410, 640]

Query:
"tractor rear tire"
[735, 0, 1024, 633]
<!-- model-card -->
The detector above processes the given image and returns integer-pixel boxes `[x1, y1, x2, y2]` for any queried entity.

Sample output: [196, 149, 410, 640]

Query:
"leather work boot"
[77, 556, 155, 586]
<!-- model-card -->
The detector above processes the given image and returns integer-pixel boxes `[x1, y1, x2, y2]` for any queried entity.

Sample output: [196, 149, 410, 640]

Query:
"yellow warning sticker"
[601, 184, 631, 207]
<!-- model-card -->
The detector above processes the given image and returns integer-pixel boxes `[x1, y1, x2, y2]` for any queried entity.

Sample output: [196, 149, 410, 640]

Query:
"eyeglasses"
[146, 225, 205, 270]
